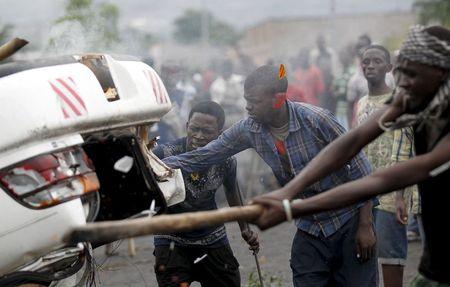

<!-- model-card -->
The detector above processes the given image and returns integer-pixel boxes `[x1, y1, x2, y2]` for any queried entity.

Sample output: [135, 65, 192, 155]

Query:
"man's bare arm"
[290, 134, 450, 217]
[163, 123, 250, 172]
[281, 108, 388, 199]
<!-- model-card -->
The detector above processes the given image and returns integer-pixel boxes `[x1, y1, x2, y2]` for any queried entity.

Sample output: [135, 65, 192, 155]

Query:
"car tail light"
[0, 147, 100, 208]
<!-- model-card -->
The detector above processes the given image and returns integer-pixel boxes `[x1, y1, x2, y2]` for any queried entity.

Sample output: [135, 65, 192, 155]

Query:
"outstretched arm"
[282, 107, 387, 199]
[162, 121, 251, 172]
[253, 133, 450, 229]
[292, 134, 450, 214]
[254, 100, 405, 204]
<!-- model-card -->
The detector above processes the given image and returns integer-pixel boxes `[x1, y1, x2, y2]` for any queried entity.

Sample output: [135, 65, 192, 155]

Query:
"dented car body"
[0, 54, 184, 285]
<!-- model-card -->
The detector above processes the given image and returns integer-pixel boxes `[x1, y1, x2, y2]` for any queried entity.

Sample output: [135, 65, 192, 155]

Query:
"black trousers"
[291, 215, 378, 287]
[153, 243, 240, 287]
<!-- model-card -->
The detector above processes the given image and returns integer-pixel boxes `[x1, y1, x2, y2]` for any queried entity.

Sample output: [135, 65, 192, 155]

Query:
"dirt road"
[93, 221, 421, 286]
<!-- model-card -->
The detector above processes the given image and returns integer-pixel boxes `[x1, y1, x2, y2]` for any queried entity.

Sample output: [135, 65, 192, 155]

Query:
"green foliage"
[414, 0, 450, 28]
[98, 3, 120, 46]
[55, 0, 95, 27]
[49, 0, 120, 51]
[174, 10, 203, 44]
[210, 21, 240, 46]
[246, 270, 284, 287]
[173, 9, 240, 46]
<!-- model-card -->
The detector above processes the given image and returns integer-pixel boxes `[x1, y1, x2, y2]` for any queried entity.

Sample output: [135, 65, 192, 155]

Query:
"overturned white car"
[0, 53, 184, 286]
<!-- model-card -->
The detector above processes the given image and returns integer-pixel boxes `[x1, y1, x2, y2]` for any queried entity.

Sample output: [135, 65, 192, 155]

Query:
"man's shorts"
[374, 209, 408, 266]
[153, 243, 240, 287]
[410, 273, 450, 287]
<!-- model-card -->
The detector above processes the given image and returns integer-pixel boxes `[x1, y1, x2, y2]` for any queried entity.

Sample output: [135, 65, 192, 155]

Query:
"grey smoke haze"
[1, 0, 413, 40]
[0, 0, 415, 63]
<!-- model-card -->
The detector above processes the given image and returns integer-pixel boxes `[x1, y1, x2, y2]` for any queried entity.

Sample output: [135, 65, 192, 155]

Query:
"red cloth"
[274, 139, 286, 156]
[288, 66, 324, 105]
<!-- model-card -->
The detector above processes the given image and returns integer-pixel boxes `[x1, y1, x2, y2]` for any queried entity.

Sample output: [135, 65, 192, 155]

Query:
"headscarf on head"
[379, 25, 450, 140]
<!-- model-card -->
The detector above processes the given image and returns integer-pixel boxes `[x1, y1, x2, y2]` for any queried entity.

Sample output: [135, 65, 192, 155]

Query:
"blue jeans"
[375, 209, 408, 266]
[290, 215, 378, 287]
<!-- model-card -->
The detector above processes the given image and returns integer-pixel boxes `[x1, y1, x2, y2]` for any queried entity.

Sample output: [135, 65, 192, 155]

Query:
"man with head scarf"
[253, 25, 450, 286]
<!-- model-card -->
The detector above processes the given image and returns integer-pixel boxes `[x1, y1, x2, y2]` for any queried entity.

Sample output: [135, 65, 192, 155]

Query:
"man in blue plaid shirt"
[163, 65, 378, 286]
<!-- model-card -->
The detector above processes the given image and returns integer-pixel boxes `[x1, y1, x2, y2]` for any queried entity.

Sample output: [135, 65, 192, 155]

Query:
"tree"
[173, 10, 203, 45]
[97, 2, 120, 47]
[48, 0, 121, 52]
[173, 9, 240, 46]
[414, 0, 450, 28]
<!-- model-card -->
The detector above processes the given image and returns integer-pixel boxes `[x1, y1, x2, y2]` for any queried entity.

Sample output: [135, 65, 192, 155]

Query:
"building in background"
[239, 12, 415, 65]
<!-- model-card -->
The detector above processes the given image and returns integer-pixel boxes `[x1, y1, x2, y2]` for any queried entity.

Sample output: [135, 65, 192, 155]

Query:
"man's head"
[394, 25, 450, 113]
[243, 65, 288, 125]
[186, 101, 225, 150]
[361, 45, 392, 85]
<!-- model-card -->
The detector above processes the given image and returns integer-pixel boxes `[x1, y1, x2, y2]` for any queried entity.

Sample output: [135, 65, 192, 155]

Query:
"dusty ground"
[93, 220, 422, 287]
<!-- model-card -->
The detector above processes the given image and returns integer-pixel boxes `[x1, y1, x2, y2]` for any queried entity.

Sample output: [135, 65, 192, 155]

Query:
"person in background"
[175, 66, 197, 121]
[191, 72, 211, 103]
[347, 34, 396, 127]
[310, 35, 340, 112]
[332, 45, 355, 129]
[289, 48, 324, 105]
[356, 44, 419, 287]
[210, 60, 246, 128]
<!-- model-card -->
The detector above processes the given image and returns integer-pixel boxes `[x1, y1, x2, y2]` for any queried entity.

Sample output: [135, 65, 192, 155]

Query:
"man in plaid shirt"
[163, 65, 378, 286]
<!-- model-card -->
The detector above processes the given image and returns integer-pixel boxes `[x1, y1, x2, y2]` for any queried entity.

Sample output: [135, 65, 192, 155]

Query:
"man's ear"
[186, 121, 189, 130]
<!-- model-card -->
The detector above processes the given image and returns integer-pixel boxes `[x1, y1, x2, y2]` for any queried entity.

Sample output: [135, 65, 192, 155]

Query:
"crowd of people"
[152, 32, 400, 142]
[146, 25, 449, 287]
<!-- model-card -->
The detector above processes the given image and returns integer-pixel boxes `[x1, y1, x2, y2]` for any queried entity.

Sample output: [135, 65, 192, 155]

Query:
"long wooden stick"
[0, 38, 28, 61]
[63, 205, 264, 246]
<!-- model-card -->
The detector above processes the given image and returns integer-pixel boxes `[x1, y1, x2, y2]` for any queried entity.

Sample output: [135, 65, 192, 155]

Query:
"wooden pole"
[63, 205, 264, 246]
[0, 38, 28, 62]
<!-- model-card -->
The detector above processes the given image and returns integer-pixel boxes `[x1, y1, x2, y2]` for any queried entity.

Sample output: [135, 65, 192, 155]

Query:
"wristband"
[282, 199, 293, 221]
